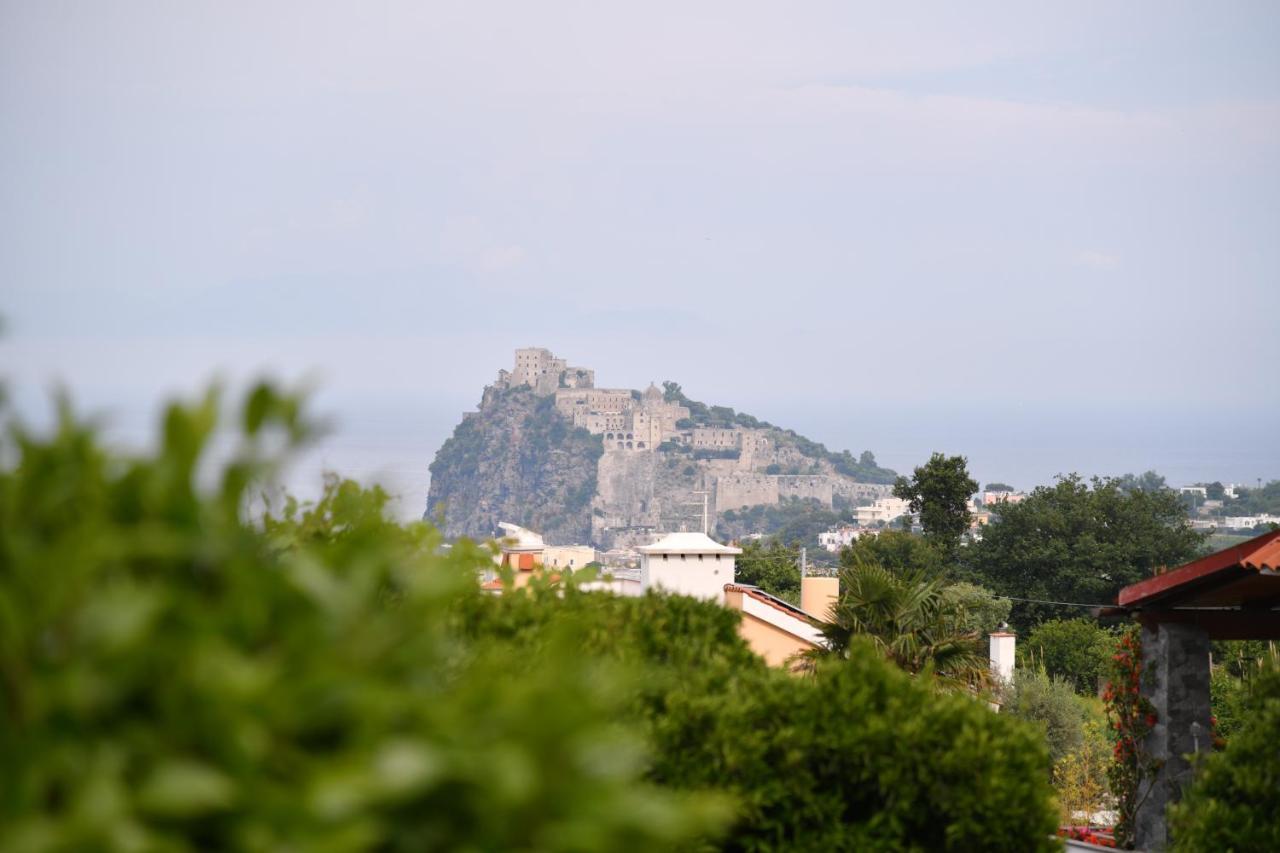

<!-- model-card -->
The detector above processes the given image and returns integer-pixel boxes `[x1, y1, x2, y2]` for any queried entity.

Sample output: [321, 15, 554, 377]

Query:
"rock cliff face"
[425, 386, 602, 545]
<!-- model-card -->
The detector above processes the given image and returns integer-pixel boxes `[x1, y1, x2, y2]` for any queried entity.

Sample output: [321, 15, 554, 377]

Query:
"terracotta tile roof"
[1117, 528, 1280, 609]
[1241, 535, 1280, 571]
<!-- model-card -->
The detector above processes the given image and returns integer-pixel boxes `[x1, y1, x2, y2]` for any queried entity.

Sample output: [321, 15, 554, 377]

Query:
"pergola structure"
[1108, 528, 1280, 850]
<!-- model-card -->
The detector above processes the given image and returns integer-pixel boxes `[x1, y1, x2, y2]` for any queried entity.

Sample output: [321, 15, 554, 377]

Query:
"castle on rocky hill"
[488, 348, 893, 547]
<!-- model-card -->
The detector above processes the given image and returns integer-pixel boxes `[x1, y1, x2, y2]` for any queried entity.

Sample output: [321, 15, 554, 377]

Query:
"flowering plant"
[1102, 625, 1160, 849]
[1057, 825, 1116, 847]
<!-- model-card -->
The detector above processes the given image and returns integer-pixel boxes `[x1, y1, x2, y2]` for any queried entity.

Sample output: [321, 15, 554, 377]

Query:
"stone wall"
[716, 473, 781, 513]
[831, 479, 895, 504]
[777, 475, 834, 505]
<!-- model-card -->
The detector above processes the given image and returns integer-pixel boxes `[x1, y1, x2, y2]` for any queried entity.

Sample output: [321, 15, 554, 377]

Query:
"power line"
[993, 595, 1106, 609]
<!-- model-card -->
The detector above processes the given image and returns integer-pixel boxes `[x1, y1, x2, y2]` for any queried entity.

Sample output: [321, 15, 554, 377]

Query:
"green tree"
[1169, 663, 1280, 851]
[734, 539, 801, 604]
[984, 482, 1015, 493]
[893, 453, 977, 556]
[1115, 470, 1169, 493]
[820, 560, 990, 689]
[1020, 618, 1115, 695]
[944, 581, 1013, 637]
[1204, 481, 1225, 501]
[839, 529, 946, 576]
[962, 474, 1205, 628]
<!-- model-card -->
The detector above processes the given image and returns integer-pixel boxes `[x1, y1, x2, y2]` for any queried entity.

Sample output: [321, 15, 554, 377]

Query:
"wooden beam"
[1136, 608, 1280, 640]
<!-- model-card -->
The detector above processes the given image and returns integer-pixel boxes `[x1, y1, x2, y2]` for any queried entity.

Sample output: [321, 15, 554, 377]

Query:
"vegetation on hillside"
[660, 381, 897, 483]
[716, 497, 851, 556]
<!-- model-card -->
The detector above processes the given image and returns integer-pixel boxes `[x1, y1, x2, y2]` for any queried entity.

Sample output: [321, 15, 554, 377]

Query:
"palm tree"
[817, 559, 990, 690]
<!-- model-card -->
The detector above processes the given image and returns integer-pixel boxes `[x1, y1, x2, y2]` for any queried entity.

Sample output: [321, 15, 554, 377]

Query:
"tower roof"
[637, 532, 742, 555]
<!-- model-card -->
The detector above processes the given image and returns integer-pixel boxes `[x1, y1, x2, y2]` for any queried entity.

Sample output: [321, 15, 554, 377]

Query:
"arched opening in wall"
[637, 442, 645, 449]
[626, 433, 633, 440]
[626, 441, 633, 449]
[606, 433, 614, 440]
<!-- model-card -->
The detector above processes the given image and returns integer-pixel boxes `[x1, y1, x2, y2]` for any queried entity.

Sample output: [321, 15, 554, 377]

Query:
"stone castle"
[493, 348, 893, 547]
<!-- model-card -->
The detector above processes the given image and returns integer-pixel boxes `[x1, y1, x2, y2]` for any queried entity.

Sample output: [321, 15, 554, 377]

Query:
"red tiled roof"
[1117, 528, 1280, 608]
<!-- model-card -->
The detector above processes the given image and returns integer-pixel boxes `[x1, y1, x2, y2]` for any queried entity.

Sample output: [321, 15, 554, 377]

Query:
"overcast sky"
[3, 2, 1278, 511]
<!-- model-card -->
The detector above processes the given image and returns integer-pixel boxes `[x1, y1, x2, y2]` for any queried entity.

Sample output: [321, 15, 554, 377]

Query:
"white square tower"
[637, 532, 742, 603]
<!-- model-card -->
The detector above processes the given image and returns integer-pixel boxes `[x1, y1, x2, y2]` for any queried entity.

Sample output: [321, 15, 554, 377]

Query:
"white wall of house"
[642, 552, 736, 603]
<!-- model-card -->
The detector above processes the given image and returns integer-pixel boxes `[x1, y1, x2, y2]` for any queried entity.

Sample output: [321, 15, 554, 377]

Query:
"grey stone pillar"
[1134, 621, 1211, 851]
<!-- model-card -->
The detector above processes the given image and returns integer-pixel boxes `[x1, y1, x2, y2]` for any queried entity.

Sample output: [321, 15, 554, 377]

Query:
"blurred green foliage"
[0, 386, 723, 852]
[1, 384, 1061, 851]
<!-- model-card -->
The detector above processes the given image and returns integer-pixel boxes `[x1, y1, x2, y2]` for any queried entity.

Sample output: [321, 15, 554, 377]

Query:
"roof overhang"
[1112, 529, 1280, 640]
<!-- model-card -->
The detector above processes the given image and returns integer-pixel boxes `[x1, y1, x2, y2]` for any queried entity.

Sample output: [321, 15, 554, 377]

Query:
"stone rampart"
[716, 473, 780, 513]
[777, 475, 834, 505]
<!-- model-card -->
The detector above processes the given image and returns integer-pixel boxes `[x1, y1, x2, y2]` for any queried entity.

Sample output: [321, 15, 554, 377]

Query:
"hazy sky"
[3, 2, 1278, 512]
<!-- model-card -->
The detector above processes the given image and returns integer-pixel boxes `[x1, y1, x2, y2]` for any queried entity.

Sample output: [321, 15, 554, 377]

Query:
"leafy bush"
[0, 388, 725, 851]
[653, 648, 1060, 852]
[1020, 618, 1114, 695]
[1169, 663, 1280, 851]
[1003, 668, 1089, 766]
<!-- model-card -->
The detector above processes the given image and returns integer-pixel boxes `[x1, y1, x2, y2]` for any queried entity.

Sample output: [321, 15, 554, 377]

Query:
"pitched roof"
[724, 584, 826, 647]
[1118, 528, 1280, 608]
[637, 532, 743, 555]
[1112, 528, 1280, 640]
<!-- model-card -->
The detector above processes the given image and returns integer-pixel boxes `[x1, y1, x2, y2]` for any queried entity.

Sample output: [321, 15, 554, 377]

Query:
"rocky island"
[426, 348, 897, 548]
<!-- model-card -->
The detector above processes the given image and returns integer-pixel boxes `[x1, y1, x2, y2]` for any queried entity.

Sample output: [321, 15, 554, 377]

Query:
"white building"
[818, 525, 862, 552]
[982, 490, 1026, 506]
[637, 532, 742, 604]
[854, 497, 912, 527]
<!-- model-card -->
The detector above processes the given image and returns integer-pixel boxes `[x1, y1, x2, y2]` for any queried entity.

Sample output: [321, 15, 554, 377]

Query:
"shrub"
[1021, 618, 1114, 695]
[1169, 663, 1280, 851]
[652, 647, 1060, 852]
[1003, 668, 1089, 766]
[0, 388, 726, 851]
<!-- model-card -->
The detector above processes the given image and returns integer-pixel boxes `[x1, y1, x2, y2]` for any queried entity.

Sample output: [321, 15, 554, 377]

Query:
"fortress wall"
[777, 475, 834, 506]
[716, 474, 780, 513]
[831, 480, 895, 503]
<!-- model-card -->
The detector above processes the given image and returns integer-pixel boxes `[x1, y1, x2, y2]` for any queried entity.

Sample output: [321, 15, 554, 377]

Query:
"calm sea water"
[10, 394, 1278, 524]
